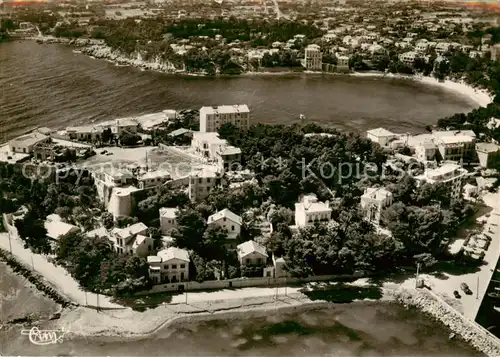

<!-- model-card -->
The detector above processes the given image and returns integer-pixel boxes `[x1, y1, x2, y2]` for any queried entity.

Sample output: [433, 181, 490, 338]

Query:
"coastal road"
[416, 191, 500, 320]
[0, 232, 122, 309]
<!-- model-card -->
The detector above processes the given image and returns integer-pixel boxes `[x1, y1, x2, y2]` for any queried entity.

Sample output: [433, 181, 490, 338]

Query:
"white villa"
[237, 240, 268, 266]
[110, 222, 152, 256]
[148, 247, 190, 284]
[207, 208, 242, 240]
[360, 187, 393, 225]
[159, 207, 179, 235]
[294, 194, 332, 228]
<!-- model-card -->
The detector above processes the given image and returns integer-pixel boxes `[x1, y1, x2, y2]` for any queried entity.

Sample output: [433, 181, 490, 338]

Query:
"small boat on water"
[299, 114, 306, 121]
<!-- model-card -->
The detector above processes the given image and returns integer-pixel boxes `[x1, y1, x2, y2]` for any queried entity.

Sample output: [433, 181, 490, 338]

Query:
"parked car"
[453, 290, 461, 299]
[461, 283, 473, 295]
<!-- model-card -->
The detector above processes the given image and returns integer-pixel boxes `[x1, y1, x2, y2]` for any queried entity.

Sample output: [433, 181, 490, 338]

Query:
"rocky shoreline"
[393, 288, 500, 357]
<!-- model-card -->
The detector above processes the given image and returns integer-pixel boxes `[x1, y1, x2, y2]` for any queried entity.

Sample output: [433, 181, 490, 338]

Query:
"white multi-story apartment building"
[207, 208, 242, 240]
[189, 168, 221, 202]
[159, 207, 179, 235]
[366, 127, 398, 148]
[148, 247, 190, 284]
[110, 222, 152, 256]
[294, 194, 332, 228]
[360, 187, 393, 225]
[415, 164, 468, 200]
[433, 130, 476, 163]
[199, 105, 250, 133]
[304, 44, 322, 70]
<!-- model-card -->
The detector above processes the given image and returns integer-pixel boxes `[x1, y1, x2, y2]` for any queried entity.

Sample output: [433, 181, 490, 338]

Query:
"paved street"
[419, 193, 500, 320]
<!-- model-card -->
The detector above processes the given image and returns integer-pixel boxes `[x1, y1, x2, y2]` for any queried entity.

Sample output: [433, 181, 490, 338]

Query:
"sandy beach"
[350, 71, 494, 108]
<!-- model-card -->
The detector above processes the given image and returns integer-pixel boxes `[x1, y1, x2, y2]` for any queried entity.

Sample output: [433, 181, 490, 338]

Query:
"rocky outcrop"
[393, 288, 500, 357]
[80, 44, 180, 73]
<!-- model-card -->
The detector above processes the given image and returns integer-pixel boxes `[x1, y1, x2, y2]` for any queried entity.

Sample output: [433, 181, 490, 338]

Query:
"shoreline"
[74, 43, 493, 110]
[39, 285, 500, 357]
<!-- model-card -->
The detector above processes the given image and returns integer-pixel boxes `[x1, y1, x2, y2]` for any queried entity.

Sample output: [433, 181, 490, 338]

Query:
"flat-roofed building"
[415, 163, 468, 200]
[9, 132, 50, 154]
[476, 142, 500, 168]
[433, 130, 476, 163]
[199, 105, 250, 133]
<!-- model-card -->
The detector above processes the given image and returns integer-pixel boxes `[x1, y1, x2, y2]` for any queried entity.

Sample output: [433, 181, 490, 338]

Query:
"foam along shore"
[352, 71, 494, 108]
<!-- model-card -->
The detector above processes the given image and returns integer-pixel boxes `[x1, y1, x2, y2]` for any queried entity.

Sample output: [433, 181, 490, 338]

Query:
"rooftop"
[297, 194, 331, 213]
[44, 218, 80, 240]
[200, 104, 250, 115]
[367, 127, 396, 137]
[208, 208, 242, 225]
[237, 240, 268, 259]
[476, 142, 500, 153]
[362, 187, 393, 201]
[9, 132, 48, 147]
[159, 207, 178, 219]
[157, 247, 190, 262]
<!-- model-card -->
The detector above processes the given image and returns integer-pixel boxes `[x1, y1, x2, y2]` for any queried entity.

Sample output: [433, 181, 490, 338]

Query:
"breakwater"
[394, 288, 500, 357]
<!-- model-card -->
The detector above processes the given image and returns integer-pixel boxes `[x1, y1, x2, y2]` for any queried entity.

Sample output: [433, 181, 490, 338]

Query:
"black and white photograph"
[0, 0, 500, 356]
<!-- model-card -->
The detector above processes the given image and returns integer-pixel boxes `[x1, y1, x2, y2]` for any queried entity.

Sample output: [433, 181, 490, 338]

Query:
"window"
[246, 259, 250, 264]
[257, 258, 262, 264]
[231, 225, 235, 231]
[172, 264, 177, 269]
[180, 264, 185, 269]
[223, 217, 226, 222]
